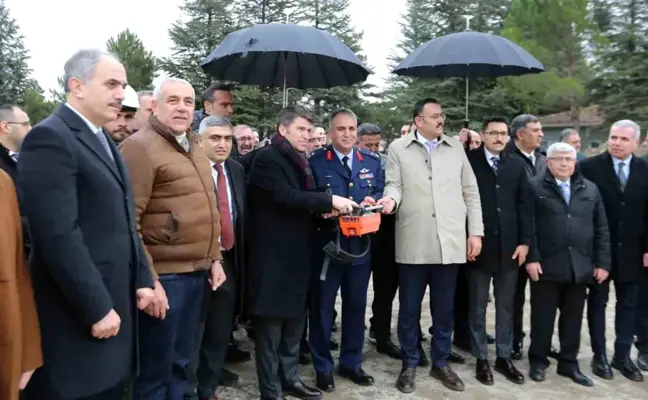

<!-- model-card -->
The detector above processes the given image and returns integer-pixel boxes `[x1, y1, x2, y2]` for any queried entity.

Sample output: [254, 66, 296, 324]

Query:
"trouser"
[635, 270, 648, 355]
[468, 266, 518, 359]
[528, 280, 586, 370]
[254, 316, 305, 398]
[512, 268, 529, 343]
[588, 280, 640, 359]
[23, 371, 127, 400]
[369, 217, 398, 343]
[310, 260, 371, 372]
[453, 264, 471, 345]
[398, 263, 459, 369]
[133, 271, 206, 400]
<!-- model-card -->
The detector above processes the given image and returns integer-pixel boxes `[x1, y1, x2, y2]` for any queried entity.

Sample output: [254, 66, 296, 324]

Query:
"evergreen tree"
[106, 29, 157, 90]
[0, 0, 35, 104]
[21, 82, 56, 124]
[233, 0, 297, 25]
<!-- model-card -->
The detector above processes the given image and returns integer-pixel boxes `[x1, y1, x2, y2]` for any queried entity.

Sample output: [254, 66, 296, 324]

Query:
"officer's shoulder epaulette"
[309, 147, 327, 159]
[358, 148, 380, 161]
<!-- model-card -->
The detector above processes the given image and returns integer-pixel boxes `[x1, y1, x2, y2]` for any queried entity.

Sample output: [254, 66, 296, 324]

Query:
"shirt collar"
[333, 146, 353, 162]
[556, 178, 570, 187]
[65, 103, 100, 134]
[209, 159, 226, 170]
[484, 147, 499, 161]
[612, 154, 632, 166]
[415, 131, 439, 146]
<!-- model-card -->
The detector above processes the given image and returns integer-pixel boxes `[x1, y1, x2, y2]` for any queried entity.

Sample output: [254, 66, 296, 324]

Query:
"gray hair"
[198, 116, 232, 135]
[328, 108, 357, 131]
[560, 128, 579, 142]
[510, 114, 539, 139]
[137, 90, 153, 99]
[233, 124, 253, 136]
[358, 123, 381, 137]
[63, 49, 119, 93]
[610, 119, 641, 140]
[0, 104, 18, 122]
[547, 142, 577, 158]
[152, 78, 195, 101]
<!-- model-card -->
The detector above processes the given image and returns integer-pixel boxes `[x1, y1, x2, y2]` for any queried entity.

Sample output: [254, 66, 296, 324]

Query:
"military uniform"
[308, 145, 384, 375]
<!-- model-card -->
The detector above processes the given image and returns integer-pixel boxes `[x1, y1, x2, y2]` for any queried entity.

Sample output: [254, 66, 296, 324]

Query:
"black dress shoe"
[487, 333, 495, 344]
[338, 366, 375, 386]
[611, 357, 644, 382]
[396, 368, 416, 393]
[417, 341, 430, 367]
[511, 341, 523, 361]
[376, 339, 401, 359]
[283, 380, 323, 399]
[448, 349, 465, 364]
[548, 346, 560, 360]
[430, 365, 465, 391]
[315, 372, 335, 393]
[475, 359, 494, 385]
[557, 366, 593, 387]
[329, 338, 340, 351]
[529, 364, 546, 382]
[225, 343, 251, 364]
[494, 358, 524, 384]
[637, 353, 648, 371]
[219, 367, 239, 387]
[591, 353, 613, 379]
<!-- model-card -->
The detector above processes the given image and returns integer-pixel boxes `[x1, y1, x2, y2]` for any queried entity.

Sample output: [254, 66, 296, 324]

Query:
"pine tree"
[106, 29, 157, 90]
[233, 0, 297, 25]
[0, 0, 35, 104]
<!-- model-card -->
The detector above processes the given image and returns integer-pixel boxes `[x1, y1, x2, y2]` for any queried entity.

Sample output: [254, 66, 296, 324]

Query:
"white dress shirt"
[333, 147, 353, 171]
[612, 155, 632, 179]
[210, 160, 234, 223]
[65, 103, 100, 134]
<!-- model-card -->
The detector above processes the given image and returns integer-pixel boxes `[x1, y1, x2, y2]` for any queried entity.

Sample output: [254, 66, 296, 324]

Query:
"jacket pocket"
[144, 212, 180, 245]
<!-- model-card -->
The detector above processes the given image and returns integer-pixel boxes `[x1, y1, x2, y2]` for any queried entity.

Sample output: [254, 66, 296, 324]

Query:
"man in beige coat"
[377, 98, 483, 394]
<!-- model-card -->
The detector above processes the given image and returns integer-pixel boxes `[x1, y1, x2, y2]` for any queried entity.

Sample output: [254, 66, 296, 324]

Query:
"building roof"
[539, 105, 604, 128]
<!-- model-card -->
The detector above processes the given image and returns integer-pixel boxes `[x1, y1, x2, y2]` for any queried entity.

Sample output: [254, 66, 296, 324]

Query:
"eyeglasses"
[6, 121, 31, 127]
[418, 113, 446, 121]
[484, 131, 508, 137]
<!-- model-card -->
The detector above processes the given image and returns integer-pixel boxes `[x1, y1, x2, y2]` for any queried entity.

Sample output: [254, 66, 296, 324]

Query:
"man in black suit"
[579, 119, 648, 382]
[247, 107, 356, 400]
[466, 117, 531, 386]
[17, 49, 155, 400]
[189, 116, 248, 400]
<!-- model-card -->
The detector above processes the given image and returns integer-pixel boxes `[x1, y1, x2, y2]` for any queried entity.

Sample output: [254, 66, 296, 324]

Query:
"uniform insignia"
[360, 168, 370, 173]
[356, 150, 364, 161]
[325, 150, 333, 161]
[359, 173, 374, 179]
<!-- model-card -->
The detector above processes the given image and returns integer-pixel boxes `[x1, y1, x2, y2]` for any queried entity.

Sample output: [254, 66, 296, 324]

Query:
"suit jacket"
[578, 152, 648, 282]
[467, 146, 533, 271]
[247, 145, 332, 318]
[0, 169, 41, 400]
[16, 104, 154, 398]
[0, 145, 30, 254]
[505, 140, 547, 178]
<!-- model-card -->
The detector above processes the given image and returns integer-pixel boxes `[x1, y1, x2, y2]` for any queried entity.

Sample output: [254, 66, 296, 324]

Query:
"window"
[589, 140, 601, 148]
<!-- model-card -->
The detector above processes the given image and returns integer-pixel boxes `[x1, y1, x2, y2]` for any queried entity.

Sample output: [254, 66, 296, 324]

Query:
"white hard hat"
[122, 85, 140, 109]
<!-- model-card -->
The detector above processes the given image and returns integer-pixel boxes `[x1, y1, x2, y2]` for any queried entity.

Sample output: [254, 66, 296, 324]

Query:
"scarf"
[271, 133, 316, 190]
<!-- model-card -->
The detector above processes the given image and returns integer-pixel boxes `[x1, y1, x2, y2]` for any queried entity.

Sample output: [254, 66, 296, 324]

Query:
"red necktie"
[214, 164, 234, 250]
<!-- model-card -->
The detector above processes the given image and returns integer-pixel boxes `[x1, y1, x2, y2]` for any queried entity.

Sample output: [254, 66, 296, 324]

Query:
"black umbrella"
[393, 30, 545, 128]
[200, 23, 370, 105]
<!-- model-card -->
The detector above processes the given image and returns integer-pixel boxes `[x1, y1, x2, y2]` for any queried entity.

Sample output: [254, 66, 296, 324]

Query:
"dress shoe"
[494, 357, 525, 384]
[417, 341, 430, 367]
[511, 341, 523, 360]
[475, 359, 494, 385]
[487, 333, 495, 344]
[396, 368, 416, 394]
[283, 380, 323, 399]
[315, 372, 335, 393]
[529, 364, 546, 382]
[637, 353, 648, 371]
[611, 357, 644, 382]
[376, 339, 401, 359]
[448, 349, 465, 364]
[261, 397, 286, 400]
[329, 338, 340, 351]
[548, 346, 560, 360]
[338, 365, 375, 386]
[219, 368, 239, 387]
[430, 365, 465, 391]
[225, 343, 251, 363]
[591, 353, 613, 379]
[557, 365, 593, 387]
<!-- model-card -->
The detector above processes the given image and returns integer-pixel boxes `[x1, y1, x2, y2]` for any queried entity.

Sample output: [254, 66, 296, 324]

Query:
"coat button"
[349, 196, 353, 200]
[495, 184, 500, 189]
[567, 214, 571, 218]
[428, 176, 432, 180]
[620, 201, 625, 206]
[497, 208, 501, 212]
[618, 243, 622, 247]
[349, 182, 354, 187]
[432, 213, 436, 217]
[568, 246, 571, 250]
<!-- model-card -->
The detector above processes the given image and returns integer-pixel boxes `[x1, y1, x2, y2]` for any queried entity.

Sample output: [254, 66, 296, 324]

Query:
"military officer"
[308, 109, 384, 393]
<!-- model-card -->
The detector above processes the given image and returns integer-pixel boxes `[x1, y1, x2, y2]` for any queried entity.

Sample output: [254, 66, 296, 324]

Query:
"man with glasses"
[0, 104, 31, 180]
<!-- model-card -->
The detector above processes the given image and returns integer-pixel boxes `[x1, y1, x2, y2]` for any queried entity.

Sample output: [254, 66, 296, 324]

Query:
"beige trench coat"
[384, 133, 483, 265]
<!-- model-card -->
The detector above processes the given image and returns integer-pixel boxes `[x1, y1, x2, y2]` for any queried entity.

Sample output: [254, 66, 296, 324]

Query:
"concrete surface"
[219, 285, 648, 399]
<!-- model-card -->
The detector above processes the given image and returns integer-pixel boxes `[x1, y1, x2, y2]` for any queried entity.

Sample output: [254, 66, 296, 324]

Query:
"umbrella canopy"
[200, 23, 370, 89]
[392, 31, 545, 79]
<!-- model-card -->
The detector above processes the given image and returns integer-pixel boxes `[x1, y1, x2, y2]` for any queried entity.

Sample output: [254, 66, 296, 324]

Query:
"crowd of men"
[1, 48, 648, 400]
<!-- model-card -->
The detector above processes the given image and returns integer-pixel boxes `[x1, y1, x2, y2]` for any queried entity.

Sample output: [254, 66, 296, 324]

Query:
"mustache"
[493, 141, 504, 145]
[109, 102, 122, 108]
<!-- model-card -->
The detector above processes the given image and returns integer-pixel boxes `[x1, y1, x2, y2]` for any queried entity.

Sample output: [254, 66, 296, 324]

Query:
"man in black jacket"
[526, 142, 610, 387]
[579, 119, 648, 382]
[466, 117, 532, 386]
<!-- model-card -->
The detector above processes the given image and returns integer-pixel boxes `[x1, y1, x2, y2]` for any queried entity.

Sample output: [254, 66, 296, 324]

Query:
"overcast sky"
[5, 0, 407, 94]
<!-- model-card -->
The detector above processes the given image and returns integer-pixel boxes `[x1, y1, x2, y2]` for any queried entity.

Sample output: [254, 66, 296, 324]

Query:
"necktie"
[528, 154, 535, 166]
[179, 136, 190, 152]
[425, 140, 437, 153]
[96, 130, 115, 162]
[342, 156, 352, 176]
[10, 153, 18, 163]
[491, 157, 499, 174]
[560, 182, 570, 204]
[617, 161, 627, 191]
[214, 164, 234, 250]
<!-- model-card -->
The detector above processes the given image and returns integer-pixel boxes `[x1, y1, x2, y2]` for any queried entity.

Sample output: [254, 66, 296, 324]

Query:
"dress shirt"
[415, 131, 440, 152]
[65, 103, 100, 134]
[333, 147, 353, 171]
[210, 160, 233, 224]
[612, 155, 632, 180]
[484, 148, 500, 169]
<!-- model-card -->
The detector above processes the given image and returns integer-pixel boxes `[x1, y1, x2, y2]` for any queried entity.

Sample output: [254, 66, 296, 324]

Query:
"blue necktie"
[96, 130, 115, 163]
[560, 182, 570, 204]
[491, 157, 499, 174]
[617, 161, 627, 191]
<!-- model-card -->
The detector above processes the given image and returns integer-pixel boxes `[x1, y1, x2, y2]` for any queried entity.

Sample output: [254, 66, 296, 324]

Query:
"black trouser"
[369, 215, 397, 343]
[187, 250, 237, 398]
[453, 264, 471, 345]
[254, 316, 305, 398]
[23, 370, 126, 400]
[513, 268, 529, 343]
[636, 270, 648, 355]
[528, 280, 586, 370]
